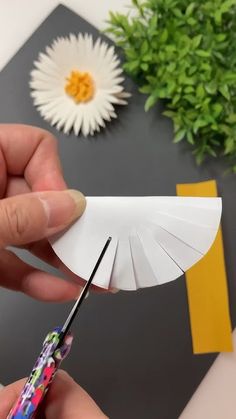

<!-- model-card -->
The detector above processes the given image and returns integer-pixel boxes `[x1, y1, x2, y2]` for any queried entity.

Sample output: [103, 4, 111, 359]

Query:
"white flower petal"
[63, 109, 78, 134]
[82, 111, 91, 137]
[31, 88, 64, 104]
[74, 112, 83, 136]
[117, 91, 132, 98]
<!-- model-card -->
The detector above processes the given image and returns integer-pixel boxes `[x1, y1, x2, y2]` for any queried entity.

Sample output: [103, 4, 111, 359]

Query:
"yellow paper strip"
[176, 180, 232, 354]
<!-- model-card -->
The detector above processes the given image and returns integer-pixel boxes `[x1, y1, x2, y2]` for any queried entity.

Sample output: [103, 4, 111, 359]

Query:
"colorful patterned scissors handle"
[7, 328, 73, 419]
[7, 237, 111, 419]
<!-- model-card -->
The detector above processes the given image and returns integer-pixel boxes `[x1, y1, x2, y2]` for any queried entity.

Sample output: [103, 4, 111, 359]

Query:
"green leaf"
[219, 85, 230, 100]
[186, 2, 195, 16]
[196, 152, 205, 165]
[160, 28, 168, 43]
[220, 124, 231, 135]
[172, 94, 181, 105]
[193, 118, 209, 133]
[204, 113, 215, 124]
[179, 46, 190, 59]
[149, 14, 157, 34]
[207, 147, 217, 157]
[146, 76, 157, 84]
[172, 8, 183, 18]
[167, 62, 176, 73]
[141, 40, 149, 55]
[200, 63, 211, 72]
[192, 34, 202, 48]
[132, 0, 141, 7]
[125, 48, 137, 60]
[195, 50, 211, 57]
[179, 74, 195, 85]
[205, 82, 217, 94]
[214, 10, 222, 24]
[159, 51, 166, 61]
[212, 103, 223, 117]
[188, 66, 197, 75]
[123, 60, 139, 73]
[187, 130, 194, 144]
[157, 88, 168, 98]
[187, 17, 197, 25]
[184, 86, 194, 93]
[163, 110, 176, 118]
[227, 114, 236, 123]
[141, 63, 149, 71]
[139, 85, 152, 94]
[165, 45, 176, 53]
[220, 0, 236, 14]
[144, 95, 157, 111]
[142, 54, 152, 62]
[173, 123, 180, 133]
[213, 51, 225, 62]
[215, 33, 227, 42]
[223, 72, 236, 83]
[204, 114, 216, 123]
[224, 137, 235, 154]
[196, 84, 205, 98]
[184, 94, 197, 104]
[174, 129, 186, 143]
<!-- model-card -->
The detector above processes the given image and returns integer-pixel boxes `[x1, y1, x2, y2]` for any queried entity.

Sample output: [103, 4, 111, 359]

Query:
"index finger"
[43, 370, 107, 419]
[0, 124, 66, 191]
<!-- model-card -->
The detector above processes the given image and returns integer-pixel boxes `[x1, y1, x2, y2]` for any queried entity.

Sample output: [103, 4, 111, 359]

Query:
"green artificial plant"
[106, 0, 236, 168]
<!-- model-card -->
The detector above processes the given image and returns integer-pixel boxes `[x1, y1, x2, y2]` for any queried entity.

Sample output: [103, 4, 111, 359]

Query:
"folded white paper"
[50, 196, 222, 290]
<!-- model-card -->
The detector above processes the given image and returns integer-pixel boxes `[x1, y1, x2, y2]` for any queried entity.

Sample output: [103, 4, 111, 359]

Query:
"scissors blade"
[60, 236, 112, 339]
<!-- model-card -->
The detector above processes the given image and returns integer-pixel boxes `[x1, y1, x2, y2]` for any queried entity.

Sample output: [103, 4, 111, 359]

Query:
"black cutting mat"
[0, 5, 236, 419]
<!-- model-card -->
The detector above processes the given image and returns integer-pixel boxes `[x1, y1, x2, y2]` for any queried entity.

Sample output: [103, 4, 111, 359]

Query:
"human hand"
[0, 370, 108, 419]
[0, 124, 86, 301]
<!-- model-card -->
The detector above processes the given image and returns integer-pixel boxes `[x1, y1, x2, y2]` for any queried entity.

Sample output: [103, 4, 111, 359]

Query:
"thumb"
[0, 190, 86, 248]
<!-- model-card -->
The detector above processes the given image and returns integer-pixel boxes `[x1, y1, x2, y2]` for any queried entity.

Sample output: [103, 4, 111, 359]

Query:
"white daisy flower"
[29, 33, 130, 137]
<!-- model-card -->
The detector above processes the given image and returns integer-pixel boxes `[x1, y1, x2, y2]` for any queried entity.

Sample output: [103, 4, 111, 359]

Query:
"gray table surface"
[0, 5, 236, 419]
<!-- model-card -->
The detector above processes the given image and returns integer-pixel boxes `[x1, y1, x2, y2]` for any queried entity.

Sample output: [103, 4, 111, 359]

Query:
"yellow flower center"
[65, 70, 95, 103]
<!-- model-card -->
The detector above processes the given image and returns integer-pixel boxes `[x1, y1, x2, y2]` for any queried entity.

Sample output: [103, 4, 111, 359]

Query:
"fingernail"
[110, 288, 120, 294]
[39, 189, 86, 229]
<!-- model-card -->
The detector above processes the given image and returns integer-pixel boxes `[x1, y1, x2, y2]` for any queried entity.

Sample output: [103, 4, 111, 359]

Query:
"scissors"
[7, 237, 111, 419]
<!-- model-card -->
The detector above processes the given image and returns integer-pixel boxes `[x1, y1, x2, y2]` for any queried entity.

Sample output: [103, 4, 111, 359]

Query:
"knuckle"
[0, 201, 30, 242]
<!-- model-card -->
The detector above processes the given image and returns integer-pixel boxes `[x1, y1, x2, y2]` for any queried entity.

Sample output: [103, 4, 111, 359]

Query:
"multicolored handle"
[7, 327, 73, 419]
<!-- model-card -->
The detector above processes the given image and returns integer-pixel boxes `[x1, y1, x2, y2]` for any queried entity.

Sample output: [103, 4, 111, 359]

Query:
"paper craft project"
[30, 33, 130, 137]
[50, 196, 222, 290]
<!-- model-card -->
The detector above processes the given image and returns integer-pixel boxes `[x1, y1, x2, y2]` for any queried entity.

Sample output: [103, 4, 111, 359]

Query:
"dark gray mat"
[0, 5, 236, 419]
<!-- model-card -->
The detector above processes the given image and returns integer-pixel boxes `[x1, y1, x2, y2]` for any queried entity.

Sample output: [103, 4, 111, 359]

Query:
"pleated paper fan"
[50, 196, 222, 290]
